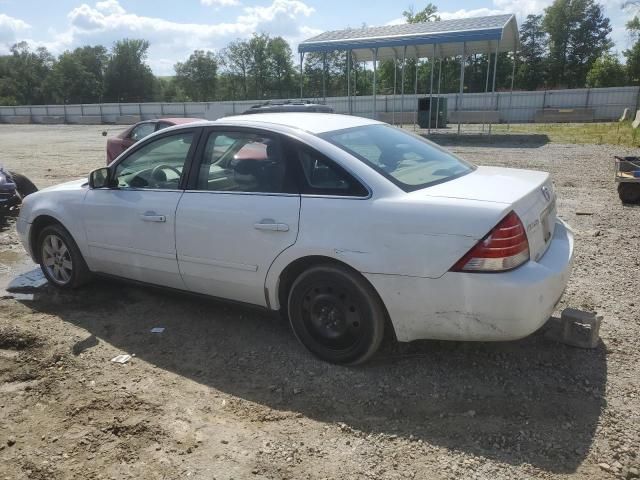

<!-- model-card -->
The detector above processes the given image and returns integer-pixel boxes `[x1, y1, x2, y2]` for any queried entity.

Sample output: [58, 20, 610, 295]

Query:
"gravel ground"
[0, 124, 639, 480]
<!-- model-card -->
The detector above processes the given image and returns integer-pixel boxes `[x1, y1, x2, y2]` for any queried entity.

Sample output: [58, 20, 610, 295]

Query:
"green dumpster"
[417, 97, 447, 128]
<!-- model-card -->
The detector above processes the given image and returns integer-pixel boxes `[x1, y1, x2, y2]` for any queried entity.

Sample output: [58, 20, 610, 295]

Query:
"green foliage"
[402, 4, 440, 23]
[543, 0, 612, 88]
[517, 15, 548, 90]
[625, 41, 640, 85]
[103, 39, 155, 102]
[47, 46, 107, 104]
[174, 50, 218, 101]
[625, 6, 640, 85]
[220, 33, 296, 100]
[586, 54, 627, 87]
[2, 42, 54, 105]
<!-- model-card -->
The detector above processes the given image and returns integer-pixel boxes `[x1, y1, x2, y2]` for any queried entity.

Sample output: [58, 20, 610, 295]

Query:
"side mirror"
[89, 167, 114, 189]
[101, 131, 107, 137]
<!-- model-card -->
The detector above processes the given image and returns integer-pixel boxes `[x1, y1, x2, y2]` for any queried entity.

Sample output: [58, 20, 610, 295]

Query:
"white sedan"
[16, 113, 574, 364]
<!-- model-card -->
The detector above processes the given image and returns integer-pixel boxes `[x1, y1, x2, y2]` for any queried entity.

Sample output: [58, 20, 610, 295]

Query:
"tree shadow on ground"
[19, 277, 606, 474]
[428, 134, 550, 149]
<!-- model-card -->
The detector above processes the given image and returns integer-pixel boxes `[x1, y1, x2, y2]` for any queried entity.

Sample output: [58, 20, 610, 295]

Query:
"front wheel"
[37, 224, 90, 289]
[287, 264, 385, 365]
[618, 183, 640, 204]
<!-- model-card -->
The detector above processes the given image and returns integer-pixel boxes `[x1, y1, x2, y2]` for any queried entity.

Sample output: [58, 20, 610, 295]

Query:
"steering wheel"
[150, 165, 182, 184]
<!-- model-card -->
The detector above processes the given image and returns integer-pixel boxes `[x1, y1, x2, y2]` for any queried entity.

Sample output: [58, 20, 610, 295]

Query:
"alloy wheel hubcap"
[42, 234, 73, 285]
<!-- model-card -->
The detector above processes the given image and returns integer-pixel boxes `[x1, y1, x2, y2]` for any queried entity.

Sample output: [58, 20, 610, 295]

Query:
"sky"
[0, 0, 636, 75]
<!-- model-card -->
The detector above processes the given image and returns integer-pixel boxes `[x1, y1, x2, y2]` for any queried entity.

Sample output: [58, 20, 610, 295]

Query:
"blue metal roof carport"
[297, 14, 519, 133]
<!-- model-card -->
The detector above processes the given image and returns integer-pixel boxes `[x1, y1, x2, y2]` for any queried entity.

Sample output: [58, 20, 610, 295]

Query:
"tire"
[618, 183, 640, 204]
[37, 224, 90, 289]
[287, 264, 385, 365]
[9, 172, 38, 197]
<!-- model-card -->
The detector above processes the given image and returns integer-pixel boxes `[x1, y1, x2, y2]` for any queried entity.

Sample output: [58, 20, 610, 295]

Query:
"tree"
[517, 15, 548, 90]
[586, 54, 627, 86]
[103, 39, 155, 102]
[222, 40, 252, 99]
[543, 0, 612, 88]
[247, 34, 270, 99]
[403, 4, 440, 23]
[174, 50, 218, 101]
[47, 46, 107, 104]
[4, 42, 54, 104]
[625, 4, 640, 84]
[267, 37, 295, 98]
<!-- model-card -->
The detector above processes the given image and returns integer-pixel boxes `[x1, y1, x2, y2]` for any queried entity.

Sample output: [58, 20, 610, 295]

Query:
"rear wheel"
[37, 224, 90, 289]
[9, 172, 37, 197]
[287, 264, 385, 365]
[618, 183, 640, 204]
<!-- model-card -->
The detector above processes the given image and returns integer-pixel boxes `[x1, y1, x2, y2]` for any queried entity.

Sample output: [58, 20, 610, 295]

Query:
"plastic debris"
[110, 354, 132, 364]
[150, 327, 165, 333]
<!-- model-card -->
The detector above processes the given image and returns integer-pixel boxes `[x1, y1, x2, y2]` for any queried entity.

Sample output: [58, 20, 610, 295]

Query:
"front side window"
[130, 123, 156, 142]
[115, 132, 194, 190]
[196, 131, 294, 194]
[321, 124, 475, 192]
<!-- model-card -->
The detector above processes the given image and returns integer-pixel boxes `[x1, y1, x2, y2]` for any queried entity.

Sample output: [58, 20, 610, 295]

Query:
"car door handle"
[140, 214, 166, 223]
[254, 221, 289, 232]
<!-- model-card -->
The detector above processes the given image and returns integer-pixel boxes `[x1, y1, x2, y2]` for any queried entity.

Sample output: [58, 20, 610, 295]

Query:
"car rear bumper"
[365, 219, 574, 342]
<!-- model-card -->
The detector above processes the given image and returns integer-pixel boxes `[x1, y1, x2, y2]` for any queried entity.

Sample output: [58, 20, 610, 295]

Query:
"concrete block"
[77, 116, 103, 125]
[534, 108, 595, 123]
[632, 110, 640, 129]
[619, 108, 630, 122]
[0, 115, 31, 124]
[33, 116, 65, 124]
[546, 308, 602, 348]
[448, 110, 500, 124]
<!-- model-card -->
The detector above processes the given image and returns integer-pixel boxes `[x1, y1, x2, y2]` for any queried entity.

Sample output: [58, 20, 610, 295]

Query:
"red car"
[105, 118, 202, 165]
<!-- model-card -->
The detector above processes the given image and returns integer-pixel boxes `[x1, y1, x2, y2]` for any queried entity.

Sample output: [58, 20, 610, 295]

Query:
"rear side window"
[321, 124, 475, 192]
[292, 144, 368, 197]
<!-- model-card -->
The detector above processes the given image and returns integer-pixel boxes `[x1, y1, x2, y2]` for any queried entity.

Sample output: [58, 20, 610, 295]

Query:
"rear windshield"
[321, 124, 475, 192]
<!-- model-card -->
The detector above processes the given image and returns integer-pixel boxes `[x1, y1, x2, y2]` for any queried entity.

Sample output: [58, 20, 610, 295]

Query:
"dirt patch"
[0, 125, 638, 479]
[0, 326, 40, 350]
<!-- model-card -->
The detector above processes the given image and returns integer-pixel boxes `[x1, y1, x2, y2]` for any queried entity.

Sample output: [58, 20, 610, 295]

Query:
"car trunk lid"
[413, 166, 557, 263]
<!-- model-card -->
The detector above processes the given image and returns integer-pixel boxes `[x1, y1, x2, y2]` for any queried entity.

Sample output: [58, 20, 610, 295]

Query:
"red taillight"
[451, 211, 529, 272]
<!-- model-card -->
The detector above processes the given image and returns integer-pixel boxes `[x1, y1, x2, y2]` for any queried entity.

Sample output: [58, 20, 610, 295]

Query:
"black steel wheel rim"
[299, 281, 365, 351]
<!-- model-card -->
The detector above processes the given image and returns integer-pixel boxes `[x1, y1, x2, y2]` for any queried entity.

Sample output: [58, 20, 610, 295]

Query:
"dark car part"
[0, 166, 38, 216]
[242, 100, 334, 115]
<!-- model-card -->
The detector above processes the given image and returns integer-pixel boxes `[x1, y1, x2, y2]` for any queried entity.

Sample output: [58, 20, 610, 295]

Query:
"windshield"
[321, 124, 475, 192]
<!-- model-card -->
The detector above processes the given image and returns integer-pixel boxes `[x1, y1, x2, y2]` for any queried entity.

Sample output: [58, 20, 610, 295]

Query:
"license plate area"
[540, 200, 556, 244]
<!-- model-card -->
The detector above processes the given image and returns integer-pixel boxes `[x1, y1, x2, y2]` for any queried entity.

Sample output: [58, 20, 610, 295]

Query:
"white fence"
[0, 86, 638, 125]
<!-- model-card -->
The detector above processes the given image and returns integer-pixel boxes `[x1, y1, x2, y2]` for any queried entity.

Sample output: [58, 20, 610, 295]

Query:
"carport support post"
[392, 51, 398, 125]
[414, 49, 419, 131]
[322, 52, 327, 104]
[507, 44, 517, 131]
[489, 40, 500, 136]
[457, 42, 466, 136]
[428, 44, 435, 134]
[299, 52, 304, 100]
[347, 50, 352, 115]
[372, 48, 378, 120]
[435, 48, 443, 130]
[400, 45, 407, 128]
[483, 46, 491, 134]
